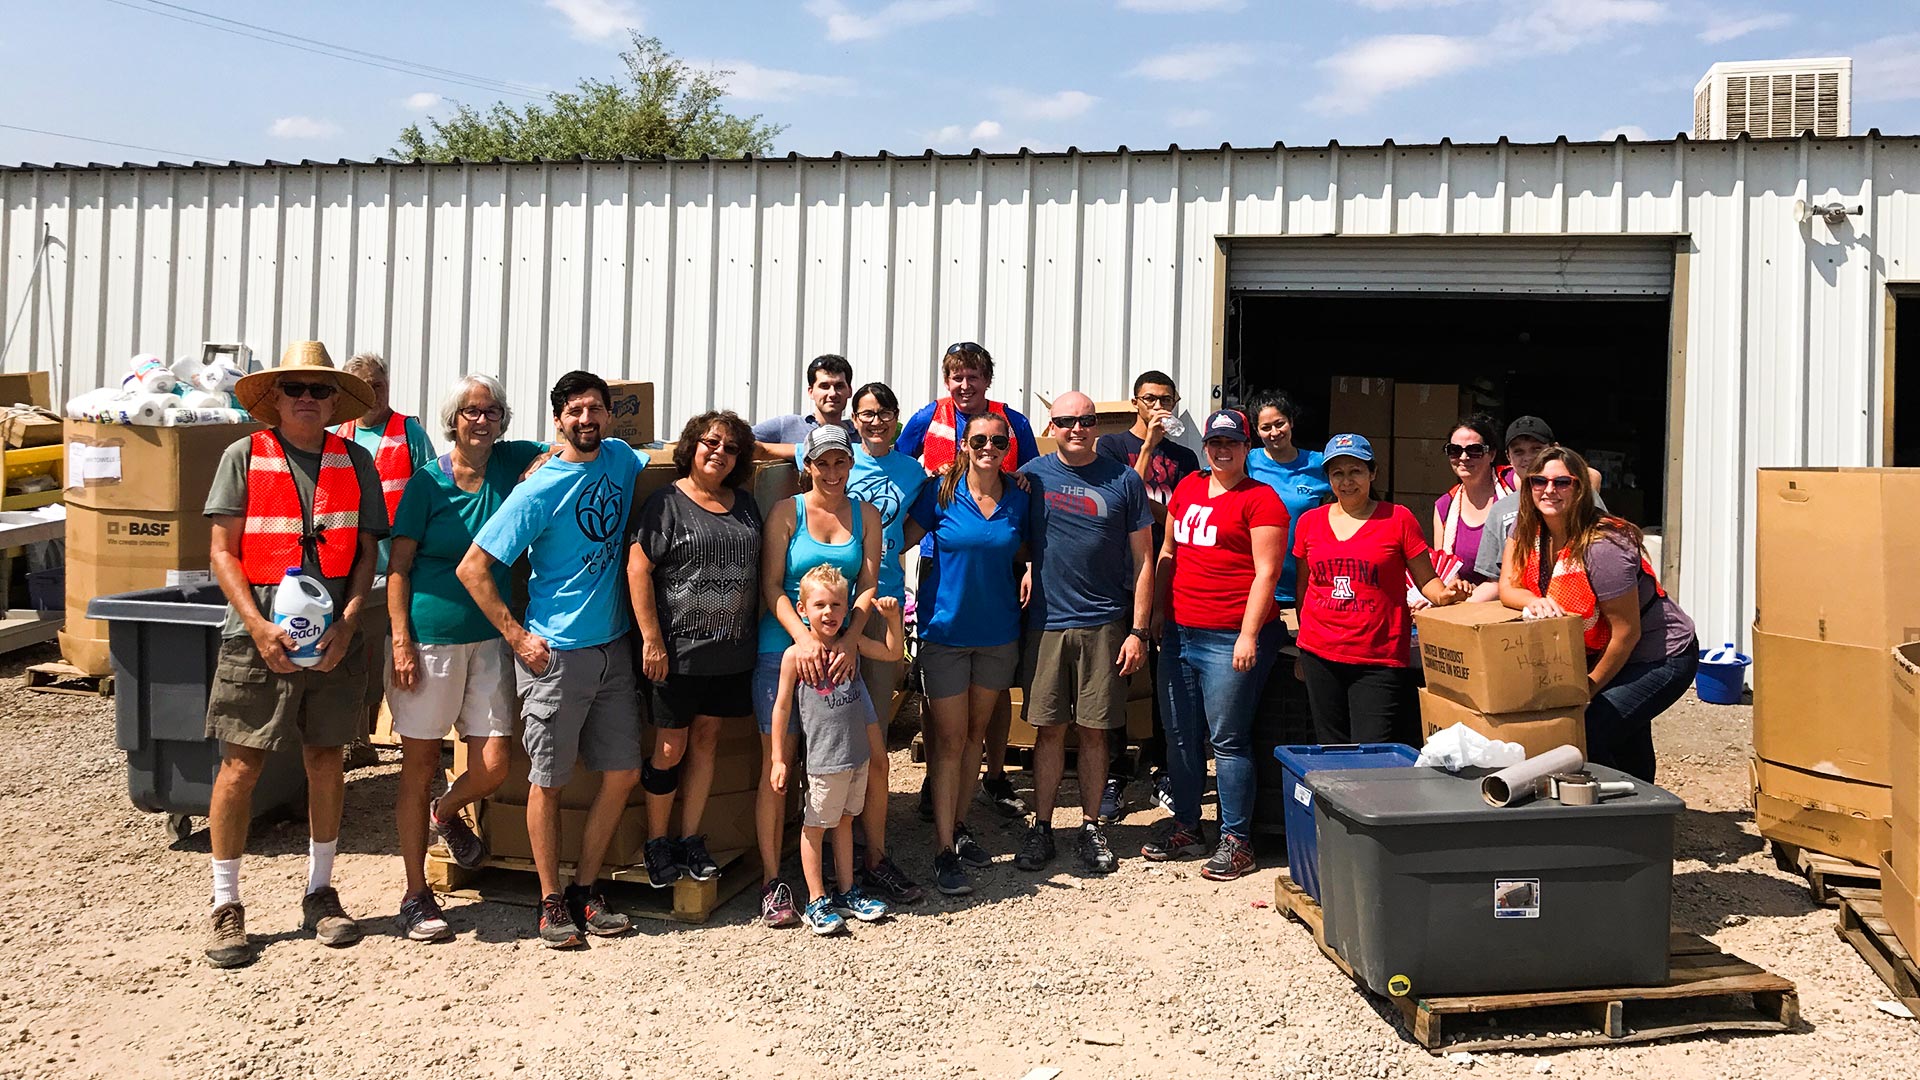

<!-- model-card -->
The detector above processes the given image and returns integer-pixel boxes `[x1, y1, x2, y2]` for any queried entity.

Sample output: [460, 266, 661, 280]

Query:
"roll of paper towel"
[120, 393, 174, 425]
[176, 389, 228, 410]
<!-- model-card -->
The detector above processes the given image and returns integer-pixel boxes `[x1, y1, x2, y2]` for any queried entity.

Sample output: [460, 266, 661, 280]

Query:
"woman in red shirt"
[1143, 409, 1287, 881]
[1294, 434, 1469, 744]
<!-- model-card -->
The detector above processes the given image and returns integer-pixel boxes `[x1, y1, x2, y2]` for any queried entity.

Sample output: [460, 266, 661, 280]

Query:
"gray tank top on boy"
[796, 673, 873, 774]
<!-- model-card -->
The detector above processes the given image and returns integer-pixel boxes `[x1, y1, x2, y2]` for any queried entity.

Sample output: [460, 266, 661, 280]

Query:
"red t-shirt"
[1166, 473, 1289, 631]
[1292, 502, 1430, 667]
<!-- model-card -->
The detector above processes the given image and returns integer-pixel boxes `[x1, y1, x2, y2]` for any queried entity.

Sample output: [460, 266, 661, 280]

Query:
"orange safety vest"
[1520, 523, 1666, 656]
[922, 398, 1020, 475]
[334, 412, 412, 521]
[240, 430, 363, 585]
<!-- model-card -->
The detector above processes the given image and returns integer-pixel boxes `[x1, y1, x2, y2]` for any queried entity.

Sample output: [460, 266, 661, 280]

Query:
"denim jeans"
[1159, 620, 1284, 840]
[1586, 642, 1699, 783]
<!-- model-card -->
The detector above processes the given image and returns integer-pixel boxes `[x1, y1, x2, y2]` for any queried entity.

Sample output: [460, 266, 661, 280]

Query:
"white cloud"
[1168, 107, 1215, 128]
[1600, 124, 1651, 141]
[403, 92, 443, 111]
[806, 0, 980, 42]
[993, 88, 1099, 121]
[1130, 43, 1256, 81]
[1495, 0, 1666, 54]
[1698, 12, 1790, 44]
[698, 60, 855, 101]
[544, 0, 641, 43]
[1307, 34, 1483, 114]
[929, 119, 1004, 146]
[1852, 32, 1920, 103]
[1349, 0, 1468, 8]
[267, 116, 342, 139]
[1117, 0, 1244, 12]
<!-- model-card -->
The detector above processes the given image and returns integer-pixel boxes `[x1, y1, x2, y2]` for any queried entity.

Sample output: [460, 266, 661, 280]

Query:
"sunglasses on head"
[945, 341, 987, 357]
[1444, 443, 1491, 460]
[278, 380, 338, 400]
[1528, 475, 1575, 491]
[1052, 415, 1098, 430]
[698, 435, 743, 456]
[967, 433, 1010, 451]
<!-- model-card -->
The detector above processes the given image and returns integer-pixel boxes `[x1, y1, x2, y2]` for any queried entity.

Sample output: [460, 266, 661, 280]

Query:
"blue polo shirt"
[1246, 448, 1330, 604]
[907, 478, 1031, 648]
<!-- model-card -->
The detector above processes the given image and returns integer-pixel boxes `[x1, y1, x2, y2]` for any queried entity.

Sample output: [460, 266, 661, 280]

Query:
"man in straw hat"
[199, 340, 388, 968]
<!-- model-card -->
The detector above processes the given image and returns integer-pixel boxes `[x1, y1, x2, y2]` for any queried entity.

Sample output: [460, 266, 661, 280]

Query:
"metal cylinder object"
[1481, 745, 1587, 807]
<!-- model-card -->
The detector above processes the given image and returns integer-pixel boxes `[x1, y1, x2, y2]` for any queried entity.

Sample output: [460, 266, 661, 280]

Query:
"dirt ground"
[1, 640, 1916, 1080]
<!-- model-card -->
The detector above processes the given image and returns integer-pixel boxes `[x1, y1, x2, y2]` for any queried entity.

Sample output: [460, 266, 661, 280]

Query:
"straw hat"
[234, 341, 375, 425]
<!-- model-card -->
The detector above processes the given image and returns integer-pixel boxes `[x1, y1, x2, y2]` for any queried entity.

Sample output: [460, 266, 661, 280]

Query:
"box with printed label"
[61, 504, 220, 675]
[603, 380, 656, 445]
[1417, 688, 1586, 758]
[64, 419, 259, 513]
[1414, 605, 1588, 713]
[1328, 377, 1394, 436]
[1392, 383, 1468, 440]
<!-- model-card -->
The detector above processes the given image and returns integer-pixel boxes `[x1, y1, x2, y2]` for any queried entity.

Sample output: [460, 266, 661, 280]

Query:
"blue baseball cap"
[1322, 433, 1375, 467]
[1201, 409, 1253, 443]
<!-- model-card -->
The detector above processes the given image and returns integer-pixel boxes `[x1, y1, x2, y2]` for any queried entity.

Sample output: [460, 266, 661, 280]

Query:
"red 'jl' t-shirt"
[1292, 502, 1429, 667]
[1166, 472, 1289, 631]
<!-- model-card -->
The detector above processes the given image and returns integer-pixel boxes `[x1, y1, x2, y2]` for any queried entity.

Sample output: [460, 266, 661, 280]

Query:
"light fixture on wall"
[1792, 199, 1864, 226]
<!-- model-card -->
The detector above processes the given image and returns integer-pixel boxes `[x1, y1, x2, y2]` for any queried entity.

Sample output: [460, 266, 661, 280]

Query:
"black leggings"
[1299, 650, 1418, 746]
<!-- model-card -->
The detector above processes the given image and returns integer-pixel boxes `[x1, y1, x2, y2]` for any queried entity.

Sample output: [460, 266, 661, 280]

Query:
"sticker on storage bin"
[1386, 974, 1412, 997]
[166, 569, 213, 588]
[1494, 878, 1541, 919]
[1293, 785, 1312, 808]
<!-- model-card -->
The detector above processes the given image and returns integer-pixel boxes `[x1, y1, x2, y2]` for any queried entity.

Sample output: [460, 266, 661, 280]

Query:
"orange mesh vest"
[922, 398, 1019, 474]
[334, 412, 412, 521]
[1520, 524, 1665, 655]
[239, 430, 362, 585]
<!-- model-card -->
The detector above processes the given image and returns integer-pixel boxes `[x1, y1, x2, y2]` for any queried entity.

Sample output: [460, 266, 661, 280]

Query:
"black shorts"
[650, 670, 754, 729]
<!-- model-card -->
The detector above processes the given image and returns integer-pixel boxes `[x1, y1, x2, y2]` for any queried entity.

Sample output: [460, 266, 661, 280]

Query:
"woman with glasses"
[629, 411, 763, 890]
[901, 411, 1032, 897]
[1431, 413, 1515, 595]
[1499, 448, 1697, 782]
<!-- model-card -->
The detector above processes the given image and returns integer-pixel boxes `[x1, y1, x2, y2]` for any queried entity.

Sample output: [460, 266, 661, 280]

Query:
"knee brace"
[641, 760, 680, 795]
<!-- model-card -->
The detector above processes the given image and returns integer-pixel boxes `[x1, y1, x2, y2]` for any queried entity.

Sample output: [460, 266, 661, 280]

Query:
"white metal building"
[3, 132, 1918, 649]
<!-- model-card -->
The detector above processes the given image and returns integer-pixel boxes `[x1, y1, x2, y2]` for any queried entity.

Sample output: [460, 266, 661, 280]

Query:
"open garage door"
[1226, 235, 1679, 297]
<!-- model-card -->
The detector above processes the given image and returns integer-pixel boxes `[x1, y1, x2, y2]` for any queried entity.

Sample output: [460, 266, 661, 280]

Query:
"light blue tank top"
[756, 494, 866, 653]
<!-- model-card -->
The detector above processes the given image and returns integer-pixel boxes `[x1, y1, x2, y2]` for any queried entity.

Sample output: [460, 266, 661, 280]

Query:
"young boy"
[770, 565, 903, 935]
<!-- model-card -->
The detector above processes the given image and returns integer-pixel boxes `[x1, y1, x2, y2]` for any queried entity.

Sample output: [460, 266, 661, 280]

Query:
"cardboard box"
[62, 504, 222, 674]
[603, 380, 655, 445]
[1, 371, 60, 447]
[638, 446, 797, 522]
[1892, 643, 1920, 883]
[1755, 469, 1920, 648]
[1881, 849, 1920, 962]
[1090, 400, 1140, 438]
[1751, 628, 1890, 786]
[64, 420, 259, 513]
[1393, 383, 1468, 439]
[1395, 490, 1445, 544]
[0, 372, 51, 408]
[479, 800, 650, 866]
[1417, 688, 1586, 757]
[1751, 756, 1892, 868]
[474, 710, 760, 809]
[1414, 605, 1589, 713]
[1328, 377, 1394, 436]
[1393, 438, 1456, 494]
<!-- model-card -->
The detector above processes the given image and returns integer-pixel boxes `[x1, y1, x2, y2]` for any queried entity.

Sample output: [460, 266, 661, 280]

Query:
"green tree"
[391, 34, 782, 161]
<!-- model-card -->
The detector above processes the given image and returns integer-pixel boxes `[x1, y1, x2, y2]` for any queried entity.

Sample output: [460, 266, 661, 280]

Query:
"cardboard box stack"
[1751, 469, 1908, 867]
[1, 372, 61, 448]
[1413, 604, 1590, 756]
[1886, 643, 1920, 957]
[1393, 383, 1472, 539]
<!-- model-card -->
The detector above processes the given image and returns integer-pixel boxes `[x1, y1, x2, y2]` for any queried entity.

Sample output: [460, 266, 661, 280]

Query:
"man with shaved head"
[1011, 391, 1155, 874]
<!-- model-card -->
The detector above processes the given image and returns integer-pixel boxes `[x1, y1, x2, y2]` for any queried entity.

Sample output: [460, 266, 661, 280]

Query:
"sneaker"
[933, 850, 973, 896]
[1097, 777, 1127, 824]
[1200, 833, 1256, 881]
[644, 838, 681, 889]
[952, 822, 992, 869]
[918, 774, 935, 822]
[395, 890, 453, 942]
[802, 895, 846, 936]
[204, 901, 256, 968]
[761, 880, 800, 928]
[1013, 822, 1056, 872]
[429, 800, 488, 870]
[345, 742, 381, 770]
[537, 893, 584, 948]
[978, 775, 1026, 819]
[300, 886, 362, 947]
[831, 886, 890, 923]
[1150, 769, 1175, 813]
[1140, 819, 1208, 862]
[863, 854, 926, 906]
[681, 835, 720, 882]
[564, 882, 631, 936]
[1079, 822, 1118, 874]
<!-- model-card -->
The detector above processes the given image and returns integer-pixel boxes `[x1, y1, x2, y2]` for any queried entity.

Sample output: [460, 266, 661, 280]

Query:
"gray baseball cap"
[802, 423, 854, 463]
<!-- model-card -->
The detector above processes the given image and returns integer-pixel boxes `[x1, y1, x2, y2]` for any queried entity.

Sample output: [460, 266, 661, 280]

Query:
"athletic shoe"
[1079, 822, 1118, 874]
[564, 882, 631, 936]
[1097, 777, 1127, 824]
[1140, 819, 1207, 862]
[300, 887, 362, 947]
[952, 822, 992, 869]
[1150, 769, 1175, 813]
[933, 850, 973, 896]
[978, 775, 1026, 819]
[1200, 833, 1256, 881]
[429, 800, 488, 869]
[830, 886, 889, 923]
[918, 774, 935, 822]
[395, 890, 453, 942]
[205, 901, 255, 969]
[1013, 822, 1056, 872]
[863, 855, 926, 905]
[345, 741, 381, 770]
[802, 896, 846, 936]
[537, 894, 584, 949]
[761, 880, 800, 928]
[644, 837, 681, 889]
[681, 835, 720, 882]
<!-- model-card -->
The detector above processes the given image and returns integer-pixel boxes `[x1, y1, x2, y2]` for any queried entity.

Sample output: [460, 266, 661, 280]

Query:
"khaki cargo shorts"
[205, 634, 368, 752]
[1020, 618, 1130, 730]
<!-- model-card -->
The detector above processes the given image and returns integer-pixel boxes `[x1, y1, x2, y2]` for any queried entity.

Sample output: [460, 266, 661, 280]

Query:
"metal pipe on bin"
[1481, 744, 1586, 807]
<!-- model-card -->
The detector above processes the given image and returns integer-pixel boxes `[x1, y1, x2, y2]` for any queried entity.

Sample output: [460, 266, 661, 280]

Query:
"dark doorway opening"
[1893, 292, 1920, 467]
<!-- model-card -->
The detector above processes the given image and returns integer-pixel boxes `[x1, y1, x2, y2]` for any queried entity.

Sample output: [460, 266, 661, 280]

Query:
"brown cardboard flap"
[1882, 851, 1920, 960]
[1752, 754, 1891, 868]
[1751, 628, 1891, 785]
[1756, 469, 1920, 648]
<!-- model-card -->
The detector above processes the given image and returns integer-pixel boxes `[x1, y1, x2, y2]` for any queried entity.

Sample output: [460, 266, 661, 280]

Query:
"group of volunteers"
[194, 336, 1698, 969]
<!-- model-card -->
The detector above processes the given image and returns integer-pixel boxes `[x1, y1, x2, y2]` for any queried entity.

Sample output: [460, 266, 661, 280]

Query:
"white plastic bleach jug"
[272, 567, 333, 668]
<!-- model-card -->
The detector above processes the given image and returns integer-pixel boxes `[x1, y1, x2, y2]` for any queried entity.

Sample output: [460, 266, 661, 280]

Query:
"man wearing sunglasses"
[752, 353, 857, 462]
[1470, 416, 1607, 592]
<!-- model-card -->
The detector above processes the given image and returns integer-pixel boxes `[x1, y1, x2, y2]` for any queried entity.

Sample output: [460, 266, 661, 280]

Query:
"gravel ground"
[1, 639, 1916, 1080]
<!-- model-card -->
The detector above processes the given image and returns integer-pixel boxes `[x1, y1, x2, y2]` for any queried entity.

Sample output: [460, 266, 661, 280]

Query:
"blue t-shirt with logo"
[1246, 448, 1331, 603]
[1018, 453, 1152, 632]
[848, 446, 928, 602]
[473, 438, 646, 651]
[907, 478, 1031, 648]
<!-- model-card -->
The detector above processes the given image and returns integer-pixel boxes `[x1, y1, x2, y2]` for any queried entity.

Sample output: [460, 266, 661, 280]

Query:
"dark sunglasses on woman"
[967, 433, 1011, 451]
[1444, 443, 1491, 460]
[1528, 475, 1575, 491]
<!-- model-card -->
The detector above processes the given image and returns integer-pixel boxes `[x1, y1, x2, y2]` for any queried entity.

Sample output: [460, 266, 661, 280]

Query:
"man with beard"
[457, 370, 650, 948]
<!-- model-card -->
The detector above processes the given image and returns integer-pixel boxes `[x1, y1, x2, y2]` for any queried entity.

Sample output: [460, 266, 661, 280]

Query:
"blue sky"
[3, 1, 1917, 165]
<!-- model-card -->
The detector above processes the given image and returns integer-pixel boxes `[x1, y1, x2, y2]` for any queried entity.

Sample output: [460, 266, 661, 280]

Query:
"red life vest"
[921, 398, 1020, 475]
[239, 430, 363, 585]
[1519, 523, 1666, 656]
[333, 412, 413, 521]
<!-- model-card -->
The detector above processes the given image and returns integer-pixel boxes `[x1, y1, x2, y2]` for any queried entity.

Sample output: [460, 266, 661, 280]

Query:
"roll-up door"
[1226, 235, 1680, 297]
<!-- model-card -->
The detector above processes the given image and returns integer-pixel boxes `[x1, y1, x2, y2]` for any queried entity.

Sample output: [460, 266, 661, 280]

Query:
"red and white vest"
[921, 398, 1020, 475]
[239, 431, 362, 585]
[333, 412, 413, 521]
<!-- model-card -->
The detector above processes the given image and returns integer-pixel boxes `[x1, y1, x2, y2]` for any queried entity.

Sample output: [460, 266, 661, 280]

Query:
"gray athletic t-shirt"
[795, 670, 873, 774]
[1474, 487, 1609, 583]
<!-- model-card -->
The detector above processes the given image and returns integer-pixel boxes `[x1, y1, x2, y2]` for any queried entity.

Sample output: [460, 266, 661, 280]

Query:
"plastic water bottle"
[272, 567, 334, 668]
[1160, 414, 1186, 439]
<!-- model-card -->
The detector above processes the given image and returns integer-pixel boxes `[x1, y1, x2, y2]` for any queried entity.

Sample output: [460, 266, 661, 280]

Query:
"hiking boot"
[345, 741, 381, 770]
[977, 775, 1026, 819]
[863, 854, 925, 906]
[1013, 822, 1056, 872]
[429, 800, 488, 870]
[537, 893, 584, 948]
[1079, 821, 1118, 874]
[644, 837, 681, 889]
[205, 901, 256, 969]
[1097, 777, 1127, 824]
[681, 835, 720, 882]
[300, 887, 362, 947]
[918, 774, 935, 822]
[395, 889, 453, 942]
[830, 886, 889, 923]
[761, 879, 800, 928]
[802, 896, 846, 936]
[564, 882, 630, 936]
[1141, 819, 1207, 862]
[952, 822, 992, 869]
[933, 850, 973, 897]
[1200, 833, 1256, 881]
[1150, 769, 1175, 813]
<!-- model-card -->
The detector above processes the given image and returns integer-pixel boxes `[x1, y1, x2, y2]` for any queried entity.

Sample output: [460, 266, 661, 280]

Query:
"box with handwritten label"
[1414, 605, 1589, 714]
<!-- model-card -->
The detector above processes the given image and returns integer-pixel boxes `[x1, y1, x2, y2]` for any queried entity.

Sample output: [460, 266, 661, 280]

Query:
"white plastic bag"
[1415, 722, 1527, 772]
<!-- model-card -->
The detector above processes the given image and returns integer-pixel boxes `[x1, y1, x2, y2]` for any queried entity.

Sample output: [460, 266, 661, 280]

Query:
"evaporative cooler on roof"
[1693, 58, 1851, 140]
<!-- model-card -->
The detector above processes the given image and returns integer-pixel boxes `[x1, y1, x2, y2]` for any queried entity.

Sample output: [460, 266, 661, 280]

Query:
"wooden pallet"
[24, 661, 112, 697]
[1274, 874, 1798, 1053]
[427, 845, 758, 925]
[1779, 844, 1883, 907]
[1834, 887, 1920, 1015]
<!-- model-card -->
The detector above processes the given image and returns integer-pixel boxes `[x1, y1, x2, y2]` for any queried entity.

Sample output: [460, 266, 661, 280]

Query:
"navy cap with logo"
[1504, 415, 1555, 448]
[1201, 408, 1253, 443]
[1322, 432, 1376, 468]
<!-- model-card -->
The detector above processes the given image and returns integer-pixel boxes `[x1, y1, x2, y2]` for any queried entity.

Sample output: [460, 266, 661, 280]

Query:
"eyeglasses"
[458, 405, 504, 422]
[854, 409, 898, 424]
[1052, 415, 1098, 430]
[278, 380, 337, 400]
[945, 342, 987, 357]
[1444, 443, 1492, 460]
[1135, 393, 1178, 409]
[967, 434, 1011, 451]
[698, 435, 744, 456]
[1528, 475, 1576, 491]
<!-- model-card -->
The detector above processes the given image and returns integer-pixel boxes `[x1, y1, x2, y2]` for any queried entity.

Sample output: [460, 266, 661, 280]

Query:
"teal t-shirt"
[847, 446, 928, 602]
[1246, 447, 1331, 604]
[344, 414, 437, 573]
[391, 440, 547, 645]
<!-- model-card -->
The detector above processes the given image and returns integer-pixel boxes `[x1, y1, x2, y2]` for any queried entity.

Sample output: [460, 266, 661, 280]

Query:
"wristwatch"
[1128, 627, 1152, 643]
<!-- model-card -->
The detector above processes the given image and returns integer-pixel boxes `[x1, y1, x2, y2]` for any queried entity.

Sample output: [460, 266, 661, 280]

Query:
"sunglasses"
[854, 409, 898, 424]
[1528, 475, 1576, 491]
[967, 434, 1011, 451]
[278, 380, 338, 400]
[458, 405, 504, 422]
[698, 435, 744, 456]
[1052, 415, 1098, 430]
[945, 341, 987, 357]
[1444, 443, 1492, 460]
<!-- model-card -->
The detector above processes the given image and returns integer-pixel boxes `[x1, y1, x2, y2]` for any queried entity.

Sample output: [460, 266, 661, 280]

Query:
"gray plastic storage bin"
[89, 584, 307, 840]
[1307, 763, 1682, 999]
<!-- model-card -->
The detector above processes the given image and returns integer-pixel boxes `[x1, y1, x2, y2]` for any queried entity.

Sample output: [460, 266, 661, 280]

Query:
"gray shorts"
[920, 640, 1020, 700]
[515, 639, 645, 789]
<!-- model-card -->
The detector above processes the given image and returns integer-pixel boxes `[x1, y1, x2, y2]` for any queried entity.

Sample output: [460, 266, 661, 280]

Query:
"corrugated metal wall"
[3, 136, 1918, 647]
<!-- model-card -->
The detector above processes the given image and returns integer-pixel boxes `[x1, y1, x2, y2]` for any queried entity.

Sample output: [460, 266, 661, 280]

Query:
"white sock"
[211, 857, 241, 909]
[306, 839, 338, 896]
